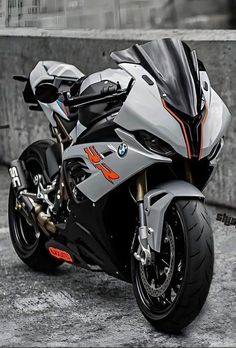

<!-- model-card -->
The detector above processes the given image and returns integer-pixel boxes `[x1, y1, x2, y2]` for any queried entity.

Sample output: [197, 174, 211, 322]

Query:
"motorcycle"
[8, 38, 231, 332]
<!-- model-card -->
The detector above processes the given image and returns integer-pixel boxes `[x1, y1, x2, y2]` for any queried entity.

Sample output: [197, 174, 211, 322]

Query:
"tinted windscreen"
[111, 39, 203, 117]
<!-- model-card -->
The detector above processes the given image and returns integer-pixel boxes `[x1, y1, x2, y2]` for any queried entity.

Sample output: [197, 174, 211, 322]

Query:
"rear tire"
[131, 199, 214, 332]
[8, 140, 63, 272]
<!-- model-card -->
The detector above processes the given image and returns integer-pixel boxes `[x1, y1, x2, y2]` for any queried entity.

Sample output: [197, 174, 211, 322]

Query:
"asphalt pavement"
[0, 165, 235, 347]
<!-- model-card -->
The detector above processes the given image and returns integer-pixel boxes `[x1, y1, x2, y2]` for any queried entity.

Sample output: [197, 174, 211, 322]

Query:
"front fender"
[144, 180, 204, 253]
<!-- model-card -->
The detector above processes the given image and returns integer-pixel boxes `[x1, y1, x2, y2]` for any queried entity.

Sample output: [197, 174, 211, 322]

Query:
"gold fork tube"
[136, 170, 147, 202]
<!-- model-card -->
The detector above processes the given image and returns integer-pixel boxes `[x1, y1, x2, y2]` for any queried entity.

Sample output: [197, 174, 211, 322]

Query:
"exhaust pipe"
[34, 204, 56, 234]
[9, 159, 29, 193]
[9, 159, 34, 216]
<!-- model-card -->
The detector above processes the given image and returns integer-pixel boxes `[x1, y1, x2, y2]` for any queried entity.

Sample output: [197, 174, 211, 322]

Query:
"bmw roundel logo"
[118, 143, 128, 157]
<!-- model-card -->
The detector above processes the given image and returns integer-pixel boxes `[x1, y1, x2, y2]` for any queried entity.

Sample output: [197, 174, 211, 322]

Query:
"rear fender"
[19, 139, 59, 184]
[144, 180, 204, 253]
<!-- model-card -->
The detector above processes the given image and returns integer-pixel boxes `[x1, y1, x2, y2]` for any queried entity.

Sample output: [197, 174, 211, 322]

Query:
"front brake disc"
[139, 224, 175, 298]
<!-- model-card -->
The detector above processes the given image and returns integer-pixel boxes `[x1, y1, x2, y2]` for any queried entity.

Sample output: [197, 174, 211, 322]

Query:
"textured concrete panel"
[0, 29, 235, 206]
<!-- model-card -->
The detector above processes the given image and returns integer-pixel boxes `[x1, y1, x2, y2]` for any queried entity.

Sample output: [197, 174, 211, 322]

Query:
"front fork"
[134, 171, 152, 265]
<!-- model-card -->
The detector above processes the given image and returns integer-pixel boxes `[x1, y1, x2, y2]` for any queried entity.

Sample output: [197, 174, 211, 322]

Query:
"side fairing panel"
[202, 88, 231, 158]
[114, 64, 189, 158]
[63, 129, 171, 202]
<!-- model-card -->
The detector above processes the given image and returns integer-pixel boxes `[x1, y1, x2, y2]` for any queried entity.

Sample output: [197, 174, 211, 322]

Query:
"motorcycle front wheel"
[131, 199, 214, 333]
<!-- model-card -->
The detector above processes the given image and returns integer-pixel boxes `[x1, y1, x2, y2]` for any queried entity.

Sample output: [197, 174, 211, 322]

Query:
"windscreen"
[111, 39, 204, 117]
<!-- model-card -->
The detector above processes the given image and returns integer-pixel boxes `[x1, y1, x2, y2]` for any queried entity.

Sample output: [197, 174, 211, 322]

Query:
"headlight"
[137, 131, 176, 157]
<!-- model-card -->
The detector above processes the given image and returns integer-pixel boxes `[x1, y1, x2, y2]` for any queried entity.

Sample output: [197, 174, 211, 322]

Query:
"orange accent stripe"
[198, 103, 208, 160]
[91, 146, 102, 160]
[96, 163, 120, 182]
[84, 146, 102, 164]
[161, 98, 192, 159]
[84, 146, 119, 182]
[48, 247, 73, 263]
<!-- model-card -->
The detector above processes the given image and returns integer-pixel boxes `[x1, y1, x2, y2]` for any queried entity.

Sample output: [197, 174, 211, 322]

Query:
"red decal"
[162, 98, 192, 159]
[84, 145, 120, 182]
[96, 163, 120, 182]
[48, 247, 73, 263]
[84, 146, 102, 164]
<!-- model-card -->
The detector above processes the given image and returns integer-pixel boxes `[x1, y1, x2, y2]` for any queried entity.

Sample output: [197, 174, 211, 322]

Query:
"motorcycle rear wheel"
[8, 140, 63, 272]
[131, 199, 214, 333]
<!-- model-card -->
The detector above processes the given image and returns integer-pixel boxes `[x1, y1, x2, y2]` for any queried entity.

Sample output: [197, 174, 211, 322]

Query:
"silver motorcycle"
[8, 38, 231, 332]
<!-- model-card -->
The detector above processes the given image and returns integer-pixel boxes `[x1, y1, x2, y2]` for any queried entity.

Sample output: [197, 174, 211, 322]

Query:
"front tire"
[131, 199, 214, 332]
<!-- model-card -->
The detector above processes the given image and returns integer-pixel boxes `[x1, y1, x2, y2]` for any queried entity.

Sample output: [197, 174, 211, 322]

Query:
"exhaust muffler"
[9, 159, 34, 216]
[9, 159, 29, 193]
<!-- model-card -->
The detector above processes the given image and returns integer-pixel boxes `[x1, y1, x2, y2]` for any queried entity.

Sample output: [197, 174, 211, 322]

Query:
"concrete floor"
[0, 165, 235, 347]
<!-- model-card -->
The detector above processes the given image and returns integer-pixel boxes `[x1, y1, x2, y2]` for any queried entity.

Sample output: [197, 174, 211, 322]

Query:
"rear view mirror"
[35, 83, 59, 103]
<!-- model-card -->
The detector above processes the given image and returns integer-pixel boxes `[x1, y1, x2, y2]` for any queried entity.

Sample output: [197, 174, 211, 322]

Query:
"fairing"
[63, 128, 171, 202]
[111, 39, 202, 117]
[113, 62, 230, 159]
[114, 63, 190, 158]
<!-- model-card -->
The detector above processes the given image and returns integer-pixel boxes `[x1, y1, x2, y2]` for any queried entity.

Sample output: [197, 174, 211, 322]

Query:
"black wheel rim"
[12, 208, 39, 256]
[135, 203, 186, 317]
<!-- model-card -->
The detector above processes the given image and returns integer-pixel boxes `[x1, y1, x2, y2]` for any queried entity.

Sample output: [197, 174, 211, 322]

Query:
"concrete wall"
[3, 0, 236, 30]
[0, 28, 235, 207]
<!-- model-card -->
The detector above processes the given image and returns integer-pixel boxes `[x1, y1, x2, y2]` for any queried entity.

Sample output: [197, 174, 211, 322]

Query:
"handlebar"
[63, 86, 127, 107]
